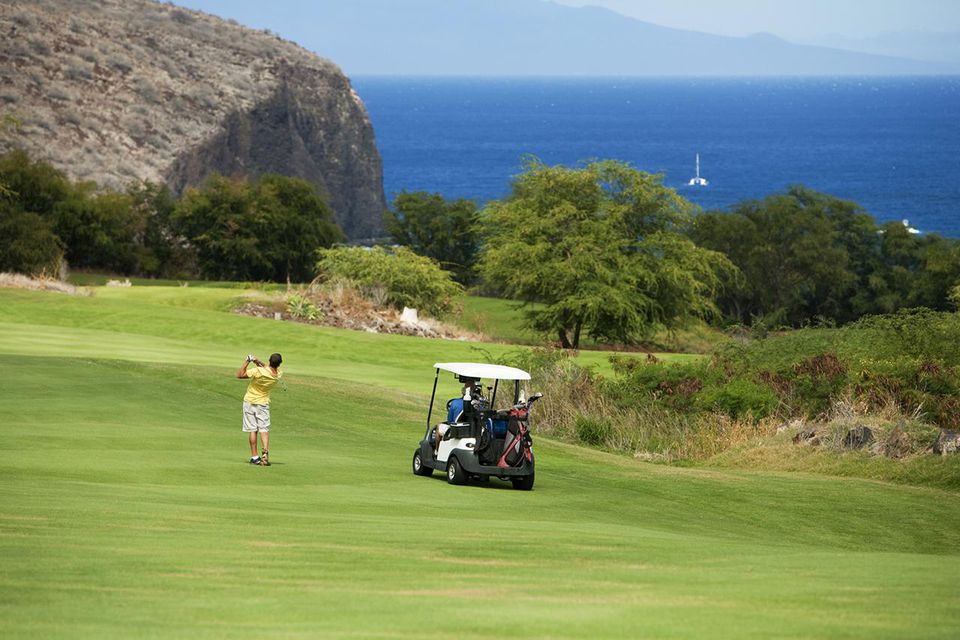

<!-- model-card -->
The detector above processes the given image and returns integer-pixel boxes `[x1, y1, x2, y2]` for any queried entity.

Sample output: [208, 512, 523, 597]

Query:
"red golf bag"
[497, 405, 533, 468]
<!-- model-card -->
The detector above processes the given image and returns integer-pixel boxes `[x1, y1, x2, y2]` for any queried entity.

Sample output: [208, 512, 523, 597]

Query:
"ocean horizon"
[353, 75, 960, 237]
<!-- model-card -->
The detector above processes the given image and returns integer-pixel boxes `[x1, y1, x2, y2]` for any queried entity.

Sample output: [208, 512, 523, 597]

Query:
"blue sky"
[179, 0, 960, 40]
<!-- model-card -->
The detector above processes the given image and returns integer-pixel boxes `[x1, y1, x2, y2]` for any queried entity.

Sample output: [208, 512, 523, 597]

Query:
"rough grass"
[709, 440, 960, 490]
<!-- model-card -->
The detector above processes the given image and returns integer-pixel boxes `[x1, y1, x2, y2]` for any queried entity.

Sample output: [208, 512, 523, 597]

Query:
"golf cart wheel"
[511, 473, 534, 491]
[446, 458, 467, 485]
[412, 450, 432, 477]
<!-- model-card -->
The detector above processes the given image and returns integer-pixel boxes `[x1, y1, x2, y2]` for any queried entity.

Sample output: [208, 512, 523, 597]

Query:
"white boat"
[902, 219, 921, 234]
[688, 153, 708, 186]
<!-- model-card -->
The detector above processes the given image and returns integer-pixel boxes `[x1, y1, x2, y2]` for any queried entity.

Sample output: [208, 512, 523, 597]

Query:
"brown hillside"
[0, 0, 385, 238]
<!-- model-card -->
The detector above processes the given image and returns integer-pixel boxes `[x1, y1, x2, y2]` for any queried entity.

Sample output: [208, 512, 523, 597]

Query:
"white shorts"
[242, 402, 271, 432]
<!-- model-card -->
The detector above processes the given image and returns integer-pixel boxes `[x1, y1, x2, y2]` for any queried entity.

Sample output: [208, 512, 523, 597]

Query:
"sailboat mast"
[695, 153, 700, 179]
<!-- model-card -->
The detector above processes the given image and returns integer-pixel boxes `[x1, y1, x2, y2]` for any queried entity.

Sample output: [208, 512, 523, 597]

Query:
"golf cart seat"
[428, 421, 472, 445]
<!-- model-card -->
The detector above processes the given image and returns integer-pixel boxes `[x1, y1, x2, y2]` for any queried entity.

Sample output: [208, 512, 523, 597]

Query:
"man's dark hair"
[269, 353, 282, 368]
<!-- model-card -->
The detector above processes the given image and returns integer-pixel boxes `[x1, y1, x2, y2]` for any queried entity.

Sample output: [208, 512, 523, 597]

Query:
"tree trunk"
[558, 329, 571, 349]
[572, 320, 583, 350]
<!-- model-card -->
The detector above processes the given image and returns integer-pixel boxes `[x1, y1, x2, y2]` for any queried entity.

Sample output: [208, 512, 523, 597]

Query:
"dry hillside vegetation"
[0, 0, 385, 237]
[2, 0, 321, 185]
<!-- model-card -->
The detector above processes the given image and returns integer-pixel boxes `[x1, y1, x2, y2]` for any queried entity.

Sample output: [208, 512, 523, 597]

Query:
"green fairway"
[3, 287, 959, 638]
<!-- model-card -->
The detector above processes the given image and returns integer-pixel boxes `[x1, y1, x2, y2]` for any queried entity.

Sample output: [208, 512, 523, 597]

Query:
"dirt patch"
[0, 272, 92, 296]
[235, 296, 482, 341]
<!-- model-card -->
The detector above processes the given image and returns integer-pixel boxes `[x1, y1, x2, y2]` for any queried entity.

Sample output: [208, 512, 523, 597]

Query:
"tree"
[690, 187, 862, 325]
[0, 149, 67, 274]
[0, 149, 72, 217]
[384, 191, 479, 283]
[173, 174, 344, 282]
[0, 150, 141, 274]
[0, 206, 63, 275]
[255, 174, 345, 282]
[0, 150, 142, 274]
[690, 186, 960, 326]
[126, 181, 192, 278]
[909, 234, 960, 309]
[478, 159, 733, 348]
[52, 186, 140, 273]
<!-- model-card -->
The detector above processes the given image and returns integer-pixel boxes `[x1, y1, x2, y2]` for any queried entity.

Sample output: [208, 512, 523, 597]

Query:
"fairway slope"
[3, 288, 959, 638]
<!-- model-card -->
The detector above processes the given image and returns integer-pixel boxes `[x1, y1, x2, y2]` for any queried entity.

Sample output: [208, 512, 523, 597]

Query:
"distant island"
[190, 0, 959, 76]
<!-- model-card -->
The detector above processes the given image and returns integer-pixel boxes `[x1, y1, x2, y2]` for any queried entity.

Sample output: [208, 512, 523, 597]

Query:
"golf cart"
[412, 362, 542, 490]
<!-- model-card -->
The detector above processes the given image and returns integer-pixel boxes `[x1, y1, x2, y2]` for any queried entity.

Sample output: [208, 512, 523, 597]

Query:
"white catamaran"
[688, 153, 708, 187]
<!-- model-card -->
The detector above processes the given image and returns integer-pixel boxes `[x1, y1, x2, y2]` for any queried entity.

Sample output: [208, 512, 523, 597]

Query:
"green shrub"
[604, 359, 721, 412]
[787, 352, 850, 415]
[316, 246, 463, 318]
[574, 415, 612, 447]
[286, 294, 319, 321]
[695, 379, 779, 420]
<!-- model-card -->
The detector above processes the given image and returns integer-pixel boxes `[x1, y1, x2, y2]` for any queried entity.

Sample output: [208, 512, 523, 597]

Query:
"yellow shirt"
[244, 365, 281, 405]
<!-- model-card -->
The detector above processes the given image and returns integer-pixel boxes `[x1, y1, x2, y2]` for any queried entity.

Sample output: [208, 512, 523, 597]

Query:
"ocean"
[352, 76, 960, 237]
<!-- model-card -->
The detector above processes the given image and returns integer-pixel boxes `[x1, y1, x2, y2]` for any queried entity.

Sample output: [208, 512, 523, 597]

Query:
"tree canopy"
[478, 159, 734, 348]
[690, 186, 960, 326]
[384, 191, 479, 284]
[173, 173, 344, 282]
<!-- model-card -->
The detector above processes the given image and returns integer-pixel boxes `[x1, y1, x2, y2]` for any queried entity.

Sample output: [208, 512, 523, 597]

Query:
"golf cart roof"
[433, 362, 531, 381]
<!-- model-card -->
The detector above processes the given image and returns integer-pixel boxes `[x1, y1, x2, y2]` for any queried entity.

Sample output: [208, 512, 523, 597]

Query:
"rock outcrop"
[933, 430, 960, 455]
[0, 0, 385, 238]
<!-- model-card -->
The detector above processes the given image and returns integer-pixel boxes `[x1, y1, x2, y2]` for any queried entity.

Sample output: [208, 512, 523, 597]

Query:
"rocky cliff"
[0, 0, 385, 239]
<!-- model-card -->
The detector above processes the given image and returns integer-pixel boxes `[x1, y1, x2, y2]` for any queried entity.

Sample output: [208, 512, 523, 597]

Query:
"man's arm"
[237, 356, 253, 379]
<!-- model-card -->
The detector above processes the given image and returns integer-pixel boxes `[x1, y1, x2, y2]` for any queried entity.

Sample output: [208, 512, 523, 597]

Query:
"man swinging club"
[237, 353, 283, 466]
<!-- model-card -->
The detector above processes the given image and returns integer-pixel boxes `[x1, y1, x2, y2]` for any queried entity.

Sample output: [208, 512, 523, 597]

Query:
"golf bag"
[497, 406, 533, 468]
[476, 423, 495, 465]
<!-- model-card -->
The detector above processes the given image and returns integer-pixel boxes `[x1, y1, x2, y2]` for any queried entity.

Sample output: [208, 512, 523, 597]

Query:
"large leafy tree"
[384, 191, 479, 283]
[478, 159, 734, 348]
[173, 173, 344, 282]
